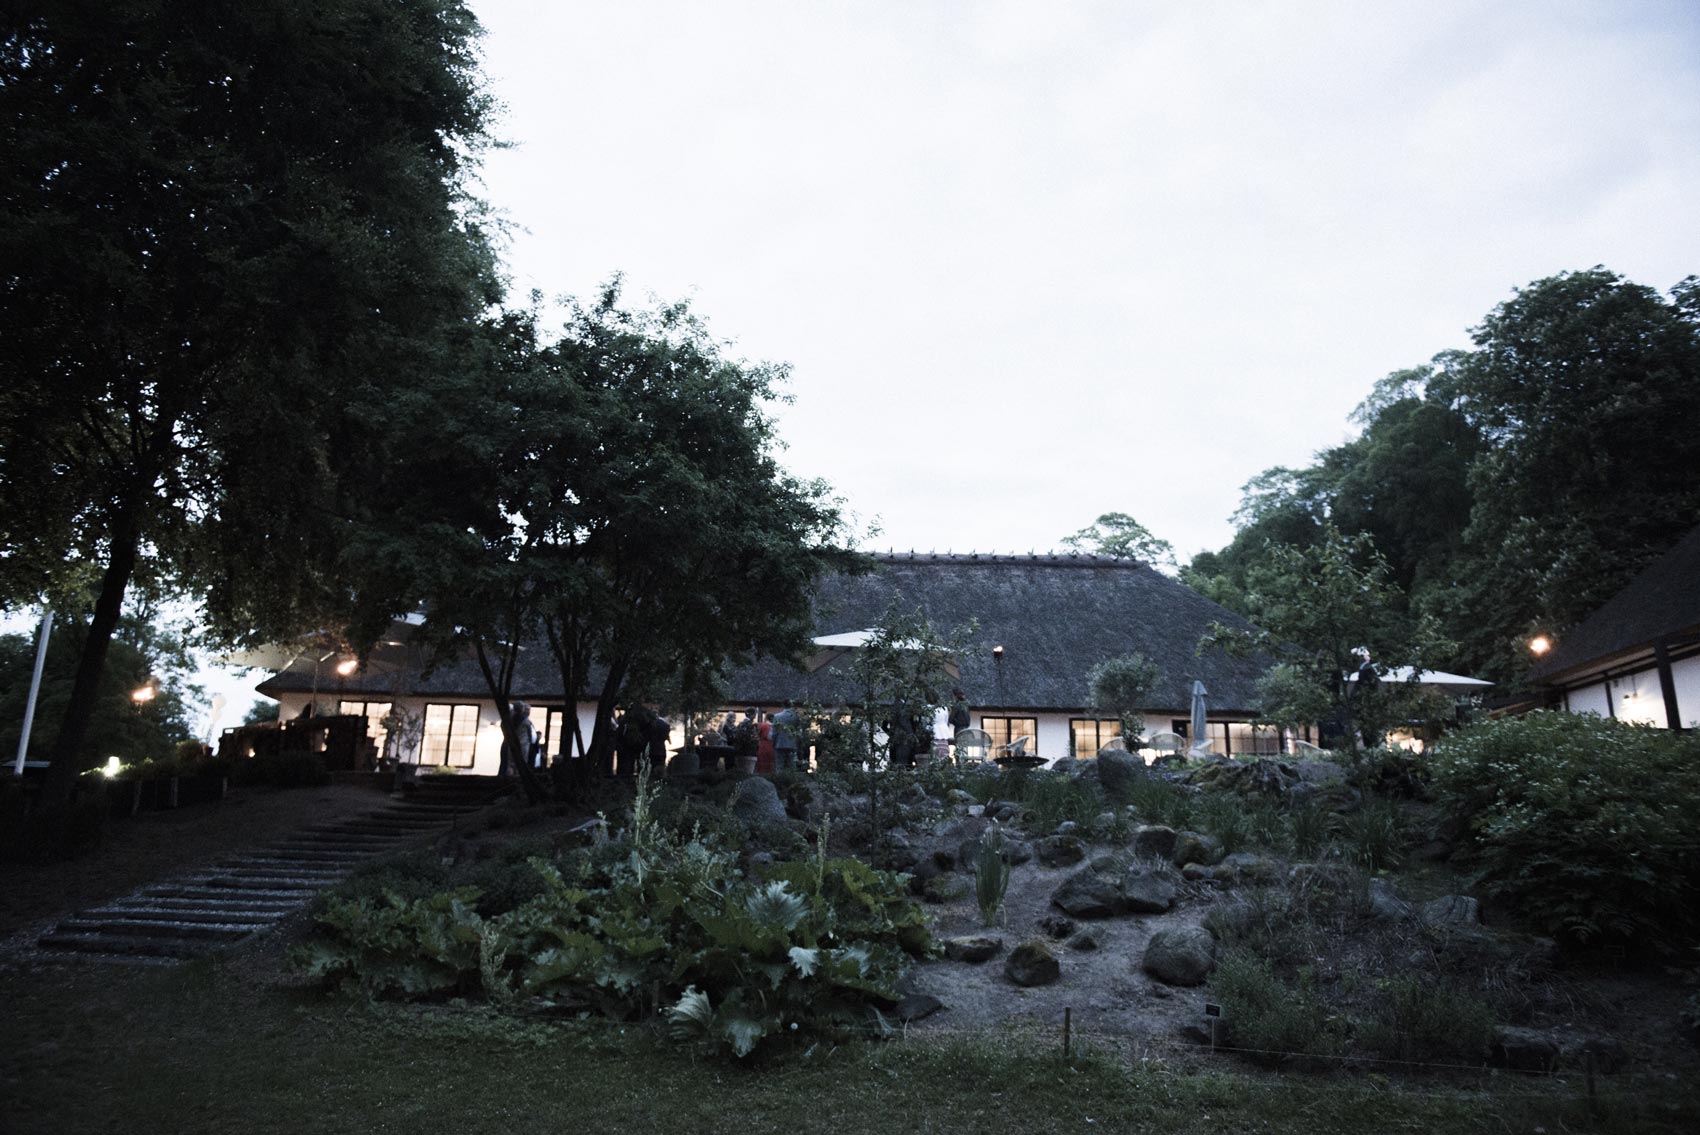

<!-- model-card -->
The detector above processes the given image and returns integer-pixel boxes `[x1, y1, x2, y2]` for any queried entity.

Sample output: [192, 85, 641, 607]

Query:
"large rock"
[1421, 894, 1480, 928]
[1142, 926, 1217, 986]
[1005, 940, 1061, 987]
[729, 776, 788, 826]
[1000, 838, 1035, 866]
[894, 993, 944, 1022]
[1171, 831, 1225, 868]
[1366, 878, 1414, 922]
[1132, 825, 1178, 861]
[1036, 834, 1088, 868]
[944, 935, 1003, 963]
[1096, 749, 1148, 801]
[1119, 865, 1178, 913]
[1219, 851, 1282, 883]
[1052, 869, 1124, 918]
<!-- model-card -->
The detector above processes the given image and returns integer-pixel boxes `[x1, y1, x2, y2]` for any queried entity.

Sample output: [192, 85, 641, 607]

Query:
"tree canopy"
[0, 1, 502, 801]
[1188, 268, 1700, 686]
[1060, 512, 1176, 570]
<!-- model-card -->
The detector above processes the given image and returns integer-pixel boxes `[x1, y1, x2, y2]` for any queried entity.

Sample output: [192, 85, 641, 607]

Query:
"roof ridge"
[868, 550, 1151, 567]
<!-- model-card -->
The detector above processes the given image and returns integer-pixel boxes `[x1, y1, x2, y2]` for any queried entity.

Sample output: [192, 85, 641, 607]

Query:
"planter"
[737, 754, 758, 776]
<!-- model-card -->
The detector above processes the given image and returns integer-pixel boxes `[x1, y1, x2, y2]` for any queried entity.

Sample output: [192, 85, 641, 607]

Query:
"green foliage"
[1085, 652, 1160, 746]
[1060, 512, 1176, 570]
[1337, 800, 1405, 872]
[1355, 975, 1495, 1065]
[299, 805, 933, 1058]
[1125, 776, 1196, 829]
[973, 826, 1011, 927]
[1212, 948, 1346, 1062]
[1431, 712, 1700, 949]
[1017, 774, 1107, 835]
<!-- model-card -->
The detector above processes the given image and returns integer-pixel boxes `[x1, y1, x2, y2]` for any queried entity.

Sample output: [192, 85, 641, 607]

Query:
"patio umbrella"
[803, 629, 960, 680]
[1346, 666, 1493, 694]
[1188, 680, 1211, 757]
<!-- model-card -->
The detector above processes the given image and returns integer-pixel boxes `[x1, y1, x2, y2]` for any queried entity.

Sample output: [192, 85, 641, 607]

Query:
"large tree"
[0, 1, 501, 805]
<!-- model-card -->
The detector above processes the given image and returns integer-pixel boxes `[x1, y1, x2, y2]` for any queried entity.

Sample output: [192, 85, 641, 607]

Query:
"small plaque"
[1203, 1003, 1222, 1018]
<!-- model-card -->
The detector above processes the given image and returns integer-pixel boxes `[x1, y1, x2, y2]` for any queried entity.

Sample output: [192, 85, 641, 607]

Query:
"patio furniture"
[953, 727, 992, 767]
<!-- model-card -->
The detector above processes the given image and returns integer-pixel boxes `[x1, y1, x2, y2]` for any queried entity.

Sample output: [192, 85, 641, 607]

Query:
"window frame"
[421, 702, 481, 768]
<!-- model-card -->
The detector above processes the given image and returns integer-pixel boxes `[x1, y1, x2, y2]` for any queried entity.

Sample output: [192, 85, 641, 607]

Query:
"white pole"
[13, 610, 53, 776]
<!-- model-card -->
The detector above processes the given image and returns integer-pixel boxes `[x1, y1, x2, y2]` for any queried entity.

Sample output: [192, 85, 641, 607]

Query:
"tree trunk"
[38, 504, 142, 810]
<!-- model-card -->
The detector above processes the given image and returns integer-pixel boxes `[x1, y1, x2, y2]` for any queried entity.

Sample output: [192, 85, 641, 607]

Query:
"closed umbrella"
[1188, 680, 1211, 757]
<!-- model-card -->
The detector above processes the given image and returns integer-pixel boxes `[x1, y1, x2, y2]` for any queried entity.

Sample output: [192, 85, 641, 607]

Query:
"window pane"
[422, 704, 455, 765]
[447, 704, 479, 768]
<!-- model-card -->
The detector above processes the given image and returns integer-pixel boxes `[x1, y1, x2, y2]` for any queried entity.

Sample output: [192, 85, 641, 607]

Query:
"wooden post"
[1063, 1007, 1072, 1060]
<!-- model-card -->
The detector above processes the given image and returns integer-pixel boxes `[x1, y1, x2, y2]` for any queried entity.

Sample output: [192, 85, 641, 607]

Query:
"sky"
[470, 0, 1700, 560]
[17, 1, 1700, 739]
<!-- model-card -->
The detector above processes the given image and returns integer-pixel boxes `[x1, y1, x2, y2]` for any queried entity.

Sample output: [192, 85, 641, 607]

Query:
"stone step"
[144, 880, 315, 898]
[112, 895, 301, 915]
[57, 916, 264, 941]
[238, 848, 373, 865]
[189, 873, 334, 892]
[216, 861, 350, 880]
[37, 931, 219, 960]
[93, 904, 290, 925]
[270, 834, 401, 850]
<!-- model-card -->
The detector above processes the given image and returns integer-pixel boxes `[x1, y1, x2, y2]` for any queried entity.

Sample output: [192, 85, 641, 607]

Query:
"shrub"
[1197, 793, 1252, 854]
[1211, 948, 1344, 1061]
[1019, 773, 1105, 835]
[1355, 975, 1495, 1065]
[1125, 776, 1195, 829]
[1337, 799, 1405, 872]
[973, 826, 1011, 927]
[1432, 712, 1700, 949]
[1285, 799, 1329, 859]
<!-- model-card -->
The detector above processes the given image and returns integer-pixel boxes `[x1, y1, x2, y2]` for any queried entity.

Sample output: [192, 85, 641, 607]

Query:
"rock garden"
[293, 711, 1700, 1090]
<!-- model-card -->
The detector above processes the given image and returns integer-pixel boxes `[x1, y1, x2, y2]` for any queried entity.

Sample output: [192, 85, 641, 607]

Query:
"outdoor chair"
[1000, 735, 1033, 759]
[953, 727, 992, 767]
[1146, 731, 1184, 759]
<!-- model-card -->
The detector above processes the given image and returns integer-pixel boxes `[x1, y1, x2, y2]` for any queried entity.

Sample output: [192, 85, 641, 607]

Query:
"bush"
[1355, 975, 1495, 1065]
[1432, 712, 1700, 949]
[1337, 799, 1405, 872]
[1211, 948, 1344, 1062]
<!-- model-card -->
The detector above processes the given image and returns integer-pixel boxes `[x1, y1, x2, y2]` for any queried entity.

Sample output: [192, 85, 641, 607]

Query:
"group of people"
[699, 706, 803, 773]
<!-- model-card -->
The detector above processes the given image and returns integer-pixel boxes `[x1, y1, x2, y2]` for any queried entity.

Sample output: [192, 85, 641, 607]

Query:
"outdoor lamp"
[130, 682, 156, 703]
[992, 645, 1004, 659]
[1528, 634, 1552, 657]
[336, 657, 359, 676]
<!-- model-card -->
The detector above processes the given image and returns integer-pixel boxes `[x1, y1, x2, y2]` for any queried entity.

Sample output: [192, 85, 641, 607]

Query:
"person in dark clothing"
[643, 708, 671, 770]
[615, 707, 647, 777]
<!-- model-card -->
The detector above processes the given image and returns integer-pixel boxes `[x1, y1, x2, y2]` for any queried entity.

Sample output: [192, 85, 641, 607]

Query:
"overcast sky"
[471, 0, 1700, 560]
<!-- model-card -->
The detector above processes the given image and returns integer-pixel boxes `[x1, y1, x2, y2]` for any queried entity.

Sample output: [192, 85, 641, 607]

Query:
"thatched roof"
[259, 552, 1275, 714]
[1527, 524, 1700, 685]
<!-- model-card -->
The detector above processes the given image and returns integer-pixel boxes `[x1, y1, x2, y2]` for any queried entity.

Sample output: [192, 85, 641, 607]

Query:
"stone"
[1142, 926, 1217, 986]
[899, 782, 929, 804]
[923, 874, 968, 903]
[1131, 825, 1178, 861]
[729, 776, 788, 826]
[1065, 929, 1101, 951]
[1490, 1026, 1559, 1072]
[1038, 913, 1076, 939]
[946, 789, 975, 807]
[1000, 838, 1035, 866]
[1171, 831, 1225, 868]
[1421, 894, 1480, 928]
[1089, 852, 1129, 874]
[1366, 878, 1414, 922]
[1205, 897, 1257, 939]
[1055, 820, 1079, 836]
[1119, 865, 1179, 912]
[992, 803, 1020, 824]
[943, 935, 1003, 963]
[1093, 811, 1120, 834]
[1179, 863, 1220, 883]
[1096, 749, 1148, 801]
[1219, 851, 1282, 882]
[893, 993, 944, 1022]
[1051, 869, 1124, 919]
[1036, 834, 1088, 868]
[1005, 940, 1061, 987]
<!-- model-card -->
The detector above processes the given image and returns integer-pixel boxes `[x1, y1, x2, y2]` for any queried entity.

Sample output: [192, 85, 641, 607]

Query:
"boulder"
[1096, 749, 1148, 801]
[1065, 929, 1101, 951]
[1142, 926, 1217, 986]
[1171, 831, 1225, 868]
[1054, 820, 1079, 837]
[923, 874, 968, 903]
[1119, 865, 1179, 913]
[1005, 940, 1061, 987]
[943, 935, 1003, 963]
[1220, 852, 1282, 883]
[1131, 825, 1178, 861]
[1180, 862, 1226, 883]
[946, 788, 975, 807]
[1036, 834, 1088, 868]
[729, 776, 788, 826]
[1038, 914, 1076, 939]
[1000, 838, 1035, 866]
[1421, 894, 1480, 928]
[1366, 878, 1414, 922]
[1051, 869, 1124, 919]
[898, 782, 929, 804]
[893, 993, 944, 1022]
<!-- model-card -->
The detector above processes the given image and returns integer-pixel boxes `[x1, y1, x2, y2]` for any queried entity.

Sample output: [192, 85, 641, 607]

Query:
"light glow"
[131, 684, 156, 703]
[103, 756, 122, 778]
[1529, 635, 1552, 657]
[336, 658, 359, 676]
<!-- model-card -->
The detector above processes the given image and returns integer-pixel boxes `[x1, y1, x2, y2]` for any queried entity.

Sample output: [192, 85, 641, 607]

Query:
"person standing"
[501, 701, 537, 779]
[772, 704, 801, 771]
[756, 712, 776, 774]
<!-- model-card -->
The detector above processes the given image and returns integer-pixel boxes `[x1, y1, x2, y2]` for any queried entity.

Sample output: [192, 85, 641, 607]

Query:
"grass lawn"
[2, 956, 1693, 1135]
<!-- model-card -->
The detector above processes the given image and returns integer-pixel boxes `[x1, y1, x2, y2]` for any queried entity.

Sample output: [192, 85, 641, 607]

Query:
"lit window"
[422, 703, 480, 768]
[1068, 719, 1124, 759]
[980, 716, 1039, 756]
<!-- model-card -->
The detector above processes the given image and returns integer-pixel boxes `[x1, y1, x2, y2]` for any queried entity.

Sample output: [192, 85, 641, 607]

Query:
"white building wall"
[1607, 669, 1667, 727]
[1564, 682, 1613, 720]
[1672, 655, 1700, 729]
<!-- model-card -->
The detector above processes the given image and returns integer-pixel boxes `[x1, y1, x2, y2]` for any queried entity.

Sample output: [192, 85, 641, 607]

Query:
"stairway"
[35, 775, 507, 962]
